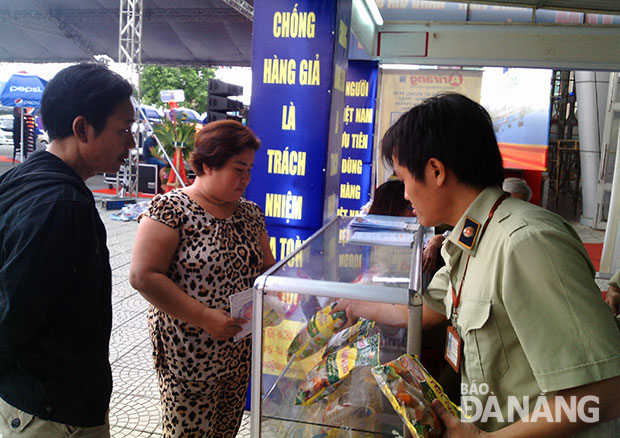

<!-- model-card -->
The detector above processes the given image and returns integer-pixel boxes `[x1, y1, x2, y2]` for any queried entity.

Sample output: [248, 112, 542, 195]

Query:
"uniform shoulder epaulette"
[498, 211, 528, 235]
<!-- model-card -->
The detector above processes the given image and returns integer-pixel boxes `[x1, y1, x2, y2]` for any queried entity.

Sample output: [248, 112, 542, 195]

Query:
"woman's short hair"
[190, 120, 261, 176]
[368, 180, 411, 216]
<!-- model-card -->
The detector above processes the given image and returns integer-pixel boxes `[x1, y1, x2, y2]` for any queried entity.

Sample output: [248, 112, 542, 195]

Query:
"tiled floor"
[99, 206, 252, 438]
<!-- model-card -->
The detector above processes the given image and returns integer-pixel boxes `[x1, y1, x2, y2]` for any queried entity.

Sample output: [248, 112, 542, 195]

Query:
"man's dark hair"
[381, 93, 504, 188]
[41, 63, 134, 141]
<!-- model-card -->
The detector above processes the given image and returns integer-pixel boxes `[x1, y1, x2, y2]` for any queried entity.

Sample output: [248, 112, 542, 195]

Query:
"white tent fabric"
[0, 0, 253, 66]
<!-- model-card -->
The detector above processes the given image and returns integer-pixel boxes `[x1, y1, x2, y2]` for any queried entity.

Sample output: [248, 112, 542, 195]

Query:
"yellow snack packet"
[371, 354, 460, 438]
[287, 302, 346, 361]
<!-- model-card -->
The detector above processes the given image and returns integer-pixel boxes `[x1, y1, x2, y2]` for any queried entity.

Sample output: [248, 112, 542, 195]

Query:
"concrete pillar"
[575, 71, 604, 227]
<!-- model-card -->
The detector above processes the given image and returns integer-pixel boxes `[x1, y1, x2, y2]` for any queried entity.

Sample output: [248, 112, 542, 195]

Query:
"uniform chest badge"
[458, 217, 481, 249]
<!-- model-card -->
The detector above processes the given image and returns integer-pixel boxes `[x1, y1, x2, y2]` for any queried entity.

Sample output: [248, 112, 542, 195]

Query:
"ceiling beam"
[220, 0, 253, 21]
[32, 1, 98, 58]
[0, 8, 248, 22]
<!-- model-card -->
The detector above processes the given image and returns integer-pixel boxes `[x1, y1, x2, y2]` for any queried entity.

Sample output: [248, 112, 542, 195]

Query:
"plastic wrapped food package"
[287, 302, 347, 361]
[263, 293, 287, 328]
[371, 354, 460, 438]
[322, 318, 375, 358]
[295, 334, 381, 406]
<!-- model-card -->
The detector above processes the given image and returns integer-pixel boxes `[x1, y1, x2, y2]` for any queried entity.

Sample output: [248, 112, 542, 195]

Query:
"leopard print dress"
[141, 190, 265, 438]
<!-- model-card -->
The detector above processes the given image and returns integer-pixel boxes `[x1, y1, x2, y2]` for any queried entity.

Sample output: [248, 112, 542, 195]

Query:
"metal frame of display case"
[250, 216, 427, 437]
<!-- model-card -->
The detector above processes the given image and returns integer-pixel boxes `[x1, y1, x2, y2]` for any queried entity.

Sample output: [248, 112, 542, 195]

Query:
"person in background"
[12, 107, 23, 159]
[142, 132, 170, 193]
[368, 178, 450, 274]
[129, 120, 276, 438]
[384, 92, 620, 437]
[142, 132, 168, 169]
[335, 179, 448, 327]
[0, 63, 135, 437]
[502, 177, 532, 201]
[605, 271, 620, 316]
[334, 178, 459, 399]
[367, 179, 414, 217]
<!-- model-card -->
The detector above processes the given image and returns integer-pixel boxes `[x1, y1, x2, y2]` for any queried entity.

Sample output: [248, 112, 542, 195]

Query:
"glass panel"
[604, 113, 620, 185]
[536, 9, 583, 24]
[270, 216, 431, 287]
[376, 0, 467, 23]
[261, 291, 409, 437]
[257, 217, 442, 437]
[469, 4, 532, 23]
[584, 13, 620, 25]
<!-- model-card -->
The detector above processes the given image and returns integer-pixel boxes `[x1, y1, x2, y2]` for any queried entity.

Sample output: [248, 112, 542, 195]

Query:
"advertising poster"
[338, 60, 378, 218]
[481, 67, 552, 172]
[247, 0, 342, 233]
[375, 69, 483, 182]
[248, 0, 351, 379]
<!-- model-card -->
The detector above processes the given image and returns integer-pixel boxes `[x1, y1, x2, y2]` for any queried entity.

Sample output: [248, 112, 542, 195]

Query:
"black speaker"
[138, 163, 158, 195]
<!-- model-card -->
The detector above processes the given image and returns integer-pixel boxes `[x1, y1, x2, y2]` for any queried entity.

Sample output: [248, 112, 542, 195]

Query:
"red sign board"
[499, 142, 548, 171]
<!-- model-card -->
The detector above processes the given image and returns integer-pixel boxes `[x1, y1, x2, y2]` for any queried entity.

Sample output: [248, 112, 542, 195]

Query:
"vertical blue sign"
[247, 0, 350, 262]
[338, 60, 378, 217]
[322, 0, 352, 224]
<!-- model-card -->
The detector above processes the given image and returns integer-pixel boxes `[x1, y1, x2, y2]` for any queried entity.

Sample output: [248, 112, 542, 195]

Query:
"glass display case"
[250, 216, 433, 437]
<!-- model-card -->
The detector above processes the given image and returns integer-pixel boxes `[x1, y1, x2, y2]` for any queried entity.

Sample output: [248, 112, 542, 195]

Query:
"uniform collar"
[445, 186, 505, 257]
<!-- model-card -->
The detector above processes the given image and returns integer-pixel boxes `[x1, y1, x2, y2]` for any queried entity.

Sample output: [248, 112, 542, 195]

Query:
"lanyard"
[450, 192, 509, 326]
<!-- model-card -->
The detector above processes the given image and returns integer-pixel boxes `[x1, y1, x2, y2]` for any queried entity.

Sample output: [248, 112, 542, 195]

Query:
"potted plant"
[152, 116, 197, 189]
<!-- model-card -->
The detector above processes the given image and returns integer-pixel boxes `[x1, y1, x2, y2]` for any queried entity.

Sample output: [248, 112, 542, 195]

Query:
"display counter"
[250, 216, 432, 437]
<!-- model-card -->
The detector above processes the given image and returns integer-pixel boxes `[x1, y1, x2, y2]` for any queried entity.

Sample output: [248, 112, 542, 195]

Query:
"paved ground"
[0, 145, 611, 437]
[0, 146, 251, 437]
[99, 206, 252, 438]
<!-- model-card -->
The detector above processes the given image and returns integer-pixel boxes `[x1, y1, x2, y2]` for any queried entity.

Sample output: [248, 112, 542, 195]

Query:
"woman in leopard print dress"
[130, 120, 275, 438]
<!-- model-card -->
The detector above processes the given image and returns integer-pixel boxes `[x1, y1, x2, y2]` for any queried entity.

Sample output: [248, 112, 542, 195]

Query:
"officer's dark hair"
[381, 93, 504, 188]
[41, 63, 133, 141]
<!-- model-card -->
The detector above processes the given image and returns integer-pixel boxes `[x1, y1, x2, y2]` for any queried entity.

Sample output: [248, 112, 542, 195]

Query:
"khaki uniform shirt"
[425, 187, 620, 436]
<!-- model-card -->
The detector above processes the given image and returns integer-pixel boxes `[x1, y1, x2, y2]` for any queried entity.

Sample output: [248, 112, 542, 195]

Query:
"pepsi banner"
[0, 74, 47, 108]
[338, 61, 378, 217]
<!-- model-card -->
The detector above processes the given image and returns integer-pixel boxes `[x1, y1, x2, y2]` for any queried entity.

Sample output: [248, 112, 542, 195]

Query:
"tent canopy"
[0, 1, 619, 67]
[0, 0, 254, 66]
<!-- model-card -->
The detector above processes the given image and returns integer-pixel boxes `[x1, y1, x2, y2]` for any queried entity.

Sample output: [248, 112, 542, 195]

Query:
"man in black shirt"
[0, 63, 134, 437]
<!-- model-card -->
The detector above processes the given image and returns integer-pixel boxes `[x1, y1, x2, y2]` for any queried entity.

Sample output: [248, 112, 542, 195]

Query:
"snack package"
[322, 318, 375, 358]
[264, 294, 287, 328]
[295, 334, 380, 406]
[371, 354, 460, 438]
[287, 302, 347, 361]
[320, 366, 379, 426]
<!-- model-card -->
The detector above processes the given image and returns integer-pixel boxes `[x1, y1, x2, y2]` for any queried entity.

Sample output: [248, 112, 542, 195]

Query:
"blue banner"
[338, 61, 378, 217]
[247, 0, 341, 233]
[323, 0, 352, 223]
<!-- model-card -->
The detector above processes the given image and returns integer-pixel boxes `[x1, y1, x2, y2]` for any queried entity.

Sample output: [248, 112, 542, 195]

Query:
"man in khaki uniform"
[382, 93, 620, 437]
